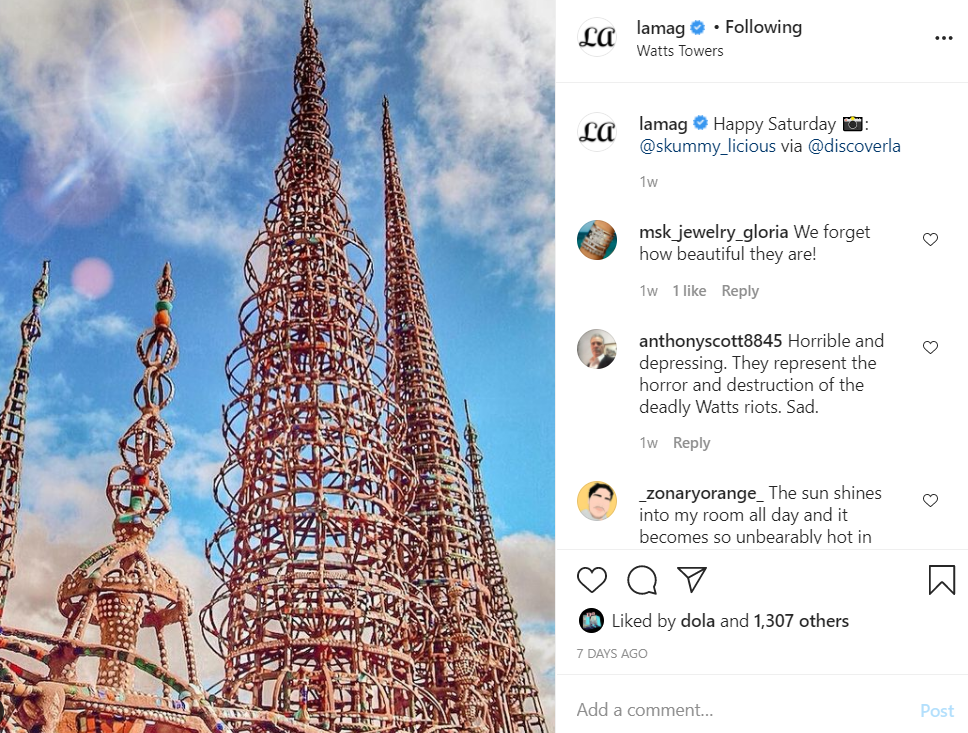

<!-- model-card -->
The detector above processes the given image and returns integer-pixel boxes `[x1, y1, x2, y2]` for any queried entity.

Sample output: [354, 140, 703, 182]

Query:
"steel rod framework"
[56, 263, 198, 692]
[0, 6, 549, 733]
[382, 99, 519, 733]
[201, 2, 434, 729]
[0, 265, 329, 733]
[463, 404, 547, 733]
[0, 261, 48, 622]
[0, 266, 224, 733]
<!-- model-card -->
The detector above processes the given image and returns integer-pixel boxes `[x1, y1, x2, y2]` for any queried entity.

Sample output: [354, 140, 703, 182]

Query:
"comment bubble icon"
[627, 565, 658, 596]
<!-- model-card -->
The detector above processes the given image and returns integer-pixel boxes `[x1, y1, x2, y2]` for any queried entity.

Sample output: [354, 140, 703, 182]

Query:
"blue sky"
[0, 0, 555, 710]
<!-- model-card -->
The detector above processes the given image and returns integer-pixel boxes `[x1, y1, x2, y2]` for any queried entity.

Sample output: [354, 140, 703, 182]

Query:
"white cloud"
[3, 511, 108, 636]
[4, 447, 117, 636]
[413, 0, 555, 307]
[0, 282, 133, 360]
[1, 0, 556, 309]
[315, 2, 397, 43]
[40, 285, 137, 346]
[84, 313, 137, 341]
[0, 0, 293, 256]
[165, 424, 225, 499]
[498, 531, 554, 626]
[536, 239, 555, 308]
[0, 292, 19, 348]
[2, 417, 223, 686]
[343, 63, 389, 104]
[522, 629, 556, 730]
[499, 531, 555, 726]
[4, 472, 224, 688]
[153, 516, 224, 684]
[300, 2, 406, 218]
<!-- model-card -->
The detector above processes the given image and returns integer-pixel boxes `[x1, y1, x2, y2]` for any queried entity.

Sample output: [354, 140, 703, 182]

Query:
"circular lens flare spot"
[72, 258, 114, 299]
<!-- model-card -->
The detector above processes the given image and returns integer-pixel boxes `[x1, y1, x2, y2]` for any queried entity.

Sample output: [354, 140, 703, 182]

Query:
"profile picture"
[579, 607, 604, 633]
[577, 329, 617, 370]
[577, 219, 617, 260]
[577, 481, 617, 522]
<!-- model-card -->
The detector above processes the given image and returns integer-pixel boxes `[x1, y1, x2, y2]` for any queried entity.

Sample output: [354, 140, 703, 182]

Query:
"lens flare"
[71, 257, 114, 299]
[201, 9, 244, 50]
[83, 6, 241, 161]
[21, 145, 126, 230]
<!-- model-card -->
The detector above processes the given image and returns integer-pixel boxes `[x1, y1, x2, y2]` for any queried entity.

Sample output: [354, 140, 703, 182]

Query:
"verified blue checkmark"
[691, 20, 705, 35]
[693, 115, 708, 130]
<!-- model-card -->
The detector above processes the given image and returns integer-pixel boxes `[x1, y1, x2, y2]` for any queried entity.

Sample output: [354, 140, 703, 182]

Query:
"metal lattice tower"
[382, 99, 510, 733]
[56, 263, 198, 692]
[0, 261, 48, 622]
[0, 265, 321, 733]
[463, 404, 547, 733]
[201, 2, 433, 729]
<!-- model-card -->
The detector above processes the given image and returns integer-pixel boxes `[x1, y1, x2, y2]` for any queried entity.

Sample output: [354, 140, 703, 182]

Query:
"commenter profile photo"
[577, 219, 617, 260]
[577, 481, 617, 521]
[577, 329, 617, 369]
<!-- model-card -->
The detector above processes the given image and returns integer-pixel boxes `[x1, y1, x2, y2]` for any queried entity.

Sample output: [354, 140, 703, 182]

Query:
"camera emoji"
[842, 116, 863, 131]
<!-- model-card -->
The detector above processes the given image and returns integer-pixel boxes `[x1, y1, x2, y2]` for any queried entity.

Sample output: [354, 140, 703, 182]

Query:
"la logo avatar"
[578, 113, 616, 151]
[579, 25, 615, 49]
[578, 18, 616, 56]
[580, 121, 615, 143]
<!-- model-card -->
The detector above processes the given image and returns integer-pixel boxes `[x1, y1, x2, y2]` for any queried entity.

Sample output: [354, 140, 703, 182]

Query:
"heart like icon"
[923, 233, 938, 246]
[923, 494, 939, 507]
[923, 341, 939, 354]
[577, 567, 607, 593]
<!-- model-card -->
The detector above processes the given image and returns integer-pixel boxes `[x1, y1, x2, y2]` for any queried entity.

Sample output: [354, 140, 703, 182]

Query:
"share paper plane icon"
[677, 566, 707, 593]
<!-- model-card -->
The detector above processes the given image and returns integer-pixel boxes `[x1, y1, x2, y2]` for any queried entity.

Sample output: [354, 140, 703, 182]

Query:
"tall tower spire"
[57, 263, 198, 692]
[202, 9, 432, 731]
[382, 98, 503, 732]
[0, 260, 49, 620]
[464, 403, 548, 733]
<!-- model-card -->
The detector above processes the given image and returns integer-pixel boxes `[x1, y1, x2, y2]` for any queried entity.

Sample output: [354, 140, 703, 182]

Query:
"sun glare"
[83, 7, 242, 158]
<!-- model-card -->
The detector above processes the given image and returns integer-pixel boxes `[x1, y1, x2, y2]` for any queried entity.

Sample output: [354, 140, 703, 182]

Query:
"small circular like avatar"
[578, 481, 617, 521]
[580, 607, 604, 633]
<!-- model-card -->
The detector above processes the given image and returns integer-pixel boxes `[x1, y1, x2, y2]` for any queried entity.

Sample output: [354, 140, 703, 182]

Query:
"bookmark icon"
[928, 565, 955, 596]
